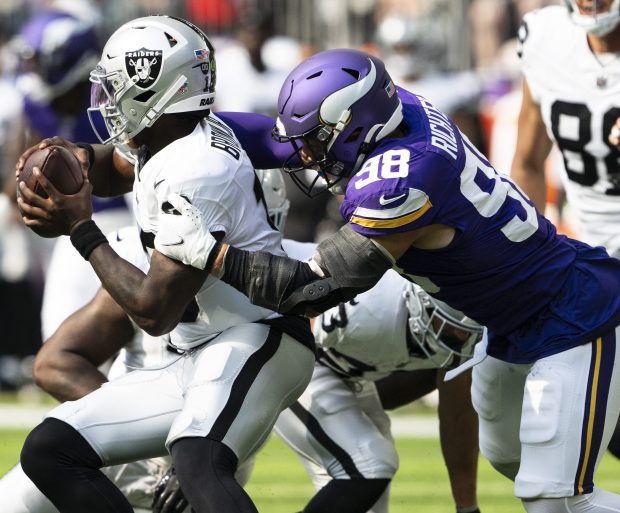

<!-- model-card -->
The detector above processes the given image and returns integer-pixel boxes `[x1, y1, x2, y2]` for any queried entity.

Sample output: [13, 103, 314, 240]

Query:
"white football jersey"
[314, 270, 443, 381]
[104, 225, 167, 376]
[132, 114, 283, 350]
[520, 6, 620, 253]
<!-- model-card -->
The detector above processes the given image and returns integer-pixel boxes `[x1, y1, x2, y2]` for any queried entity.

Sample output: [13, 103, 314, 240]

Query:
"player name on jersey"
[209, 116, 241, 160]
[418, 96, 458, 160]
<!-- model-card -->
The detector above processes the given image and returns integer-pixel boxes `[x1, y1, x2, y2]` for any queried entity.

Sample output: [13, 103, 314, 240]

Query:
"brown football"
[17, 145, 84, 237]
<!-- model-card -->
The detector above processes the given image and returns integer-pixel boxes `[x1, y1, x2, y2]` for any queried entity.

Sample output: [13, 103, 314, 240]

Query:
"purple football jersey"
[340, 88, 620, 363]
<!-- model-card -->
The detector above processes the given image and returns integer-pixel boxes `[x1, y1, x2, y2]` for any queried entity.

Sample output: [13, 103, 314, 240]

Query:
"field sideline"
[2, 427, 620, 513]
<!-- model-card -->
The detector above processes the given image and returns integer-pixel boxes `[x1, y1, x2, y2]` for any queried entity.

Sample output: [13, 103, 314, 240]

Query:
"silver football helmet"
[88, 15, 216, 144]
[256, 169, 290, 232]
[565, 0, 620, 37]
[404, 283, 483, 368]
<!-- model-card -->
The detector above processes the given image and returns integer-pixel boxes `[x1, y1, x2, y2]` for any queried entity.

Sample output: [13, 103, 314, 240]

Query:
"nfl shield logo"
[125, 48, 163, 89]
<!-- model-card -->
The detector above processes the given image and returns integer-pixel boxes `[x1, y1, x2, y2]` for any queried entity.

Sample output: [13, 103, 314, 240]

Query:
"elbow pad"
[222, 225, 393, 315]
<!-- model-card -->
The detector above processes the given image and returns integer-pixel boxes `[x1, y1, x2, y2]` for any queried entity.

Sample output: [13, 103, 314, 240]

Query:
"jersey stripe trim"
[350, 200, 432, 229]
[289, 401, 364, 478]
[574, 333, 615, 495]
[208, 325, 282, 441]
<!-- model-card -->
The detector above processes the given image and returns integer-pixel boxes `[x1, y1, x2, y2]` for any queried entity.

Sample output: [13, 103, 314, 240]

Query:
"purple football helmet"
[272, 49, 403, 196]
[12, 10, 100, 103]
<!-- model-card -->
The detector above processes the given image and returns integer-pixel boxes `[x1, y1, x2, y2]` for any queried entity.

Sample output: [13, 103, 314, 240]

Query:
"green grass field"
[2, 427, 619, 512]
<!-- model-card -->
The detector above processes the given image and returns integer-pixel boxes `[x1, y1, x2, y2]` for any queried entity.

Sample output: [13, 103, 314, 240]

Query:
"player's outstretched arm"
[153, 193, 416, 317]
[437, 369, 480, 513]
[34, 287, 135, 402]
[509, 79, 553, 213]
[15, 137, 134, 197]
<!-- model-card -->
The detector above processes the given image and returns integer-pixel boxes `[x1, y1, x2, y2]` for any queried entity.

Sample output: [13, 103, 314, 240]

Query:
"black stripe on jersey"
[317, 347, 352, 378]
[319, 348, 377, 379]
[259, 315, 316, 354]
[289, 401, 363, 478]
[208, 326, 282, 441]
[139, 229, 155, 251]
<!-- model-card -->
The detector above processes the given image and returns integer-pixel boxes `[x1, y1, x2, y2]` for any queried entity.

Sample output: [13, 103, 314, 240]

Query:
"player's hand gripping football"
[15, 136, 91, 180]
[154, 192, 220, 270]
[16, 163, 93, 236]
[152, 465, 193, 513]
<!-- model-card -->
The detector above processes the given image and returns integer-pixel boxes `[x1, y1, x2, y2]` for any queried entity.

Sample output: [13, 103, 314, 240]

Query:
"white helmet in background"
[255, 169, 290, 232]
[564, 0, 620, 37]
[404, 283, 483, 368]
[88, 15, 216, 144]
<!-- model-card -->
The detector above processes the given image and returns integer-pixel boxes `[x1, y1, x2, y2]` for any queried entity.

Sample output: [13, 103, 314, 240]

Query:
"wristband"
[70, 220, 107, 260]
[75, 142, 95, 173]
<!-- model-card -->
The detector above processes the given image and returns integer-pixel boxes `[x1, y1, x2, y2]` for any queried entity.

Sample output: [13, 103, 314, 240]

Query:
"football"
[17, 145, 84, 237]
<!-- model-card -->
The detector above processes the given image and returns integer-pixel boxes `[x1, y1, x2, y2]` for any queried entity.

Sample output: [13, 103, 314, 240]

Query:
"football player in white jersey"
[14, 16, 315, 513]
[510, 0, 620, 460]
[274, 269, 483, 513]
[511, 0, 620, 254]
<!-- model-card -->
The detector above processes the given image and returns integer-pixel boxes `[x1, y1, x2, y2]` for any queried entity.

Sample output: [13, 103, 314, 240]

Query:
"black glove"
[152, 465, 190, 513]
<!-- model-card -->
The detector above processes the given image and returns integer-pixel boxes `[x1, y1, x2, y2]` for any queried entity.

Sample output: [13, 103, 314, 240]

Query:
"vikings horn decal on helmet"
[404, 283, 483, 368]
[88, 15, 216, 144]
[564, 0, 620, 37]
[272, 48, 403, 197]
[255, 169, 290, 232]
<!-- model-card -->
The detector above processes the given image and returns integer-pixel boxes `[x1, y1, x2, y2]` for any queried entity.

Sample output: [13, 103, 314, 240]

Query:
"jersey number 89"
[550, 100, 620, 195]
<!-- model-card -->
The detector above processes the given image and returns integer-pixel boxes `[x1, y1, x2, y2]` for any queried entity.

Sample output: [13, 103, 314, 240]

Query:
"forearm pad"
[221, 225, 393, 315]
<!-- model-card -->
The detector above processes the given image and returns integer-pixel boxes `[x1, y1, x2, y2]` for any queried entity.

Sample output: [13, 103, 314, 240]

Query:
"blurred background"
[0, 0, 568, 393]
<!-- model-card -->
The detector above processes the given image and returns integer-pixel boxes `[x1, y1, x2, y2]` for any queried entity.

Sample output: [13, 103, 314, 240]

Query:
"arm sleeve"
[216, 111, 300, 169]
[220, 225, 393, 315]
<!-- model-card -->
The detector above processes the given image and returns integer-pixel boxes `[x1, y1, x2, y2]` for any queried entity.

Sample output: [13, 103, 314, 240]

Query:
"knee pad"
[353, 437, 399, 480]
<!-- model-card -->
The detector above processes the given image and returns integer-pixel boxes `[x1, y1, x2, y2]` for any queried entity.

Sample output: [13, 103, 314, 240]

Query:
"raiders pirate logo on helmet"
[125, 48, 163, 89]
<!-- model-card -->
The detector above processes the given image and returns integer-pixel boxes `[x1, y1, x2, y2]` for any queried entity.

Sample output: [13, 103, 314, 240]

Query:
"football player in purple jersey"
[15, 47, 620, 513]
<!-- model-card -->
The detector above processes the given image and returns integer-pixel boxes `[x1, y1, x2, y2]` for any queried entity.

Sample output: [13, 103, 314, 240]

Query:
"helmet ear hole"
[344, 127, 363, 143]
[134, 90, 156, 102]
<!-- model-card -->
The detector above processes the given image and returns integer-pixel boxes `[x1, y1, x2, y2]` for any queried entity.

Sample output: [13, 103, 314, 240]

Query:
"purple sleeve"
[217, 111, 299, 169]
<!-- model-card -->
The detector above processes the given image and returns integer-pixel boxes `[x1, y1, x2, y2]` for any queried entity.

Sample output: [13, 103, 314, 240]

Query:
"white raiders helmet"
[404, 283, 483, 368]
[564, 0, 620, 37]
[88, 15, 216, 144]
[256, 169, 290, 232]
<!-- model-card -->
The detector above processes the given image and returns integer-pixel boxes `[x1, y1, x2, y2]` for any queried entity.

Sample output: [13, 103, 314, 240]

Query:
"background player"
[275, 269, 482, 513]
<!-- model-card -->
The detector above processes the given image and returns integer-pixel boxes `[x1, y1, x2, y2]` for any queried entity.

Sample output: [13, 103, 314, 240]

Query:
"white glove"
[154, 193, 218, 270]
